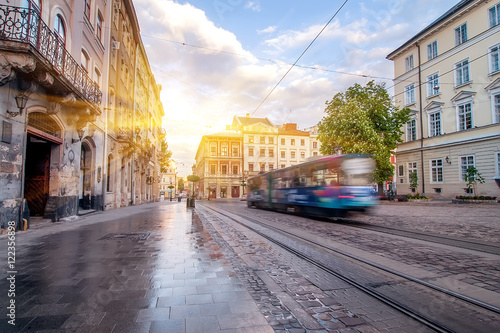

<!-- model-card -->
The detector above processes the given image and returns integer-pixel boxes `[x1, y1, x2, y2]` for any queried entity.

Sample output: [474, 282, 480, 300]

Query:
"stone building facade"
[0, 0, 165, 228]
[194, 130, 243, 200]
[387, 0, 500, 198]
[194, 115, 322, 199]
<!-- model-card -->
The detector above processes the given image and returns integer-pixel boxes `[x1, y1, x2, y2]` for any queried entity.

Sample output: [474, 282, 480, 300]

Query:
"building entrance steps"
[0, 202, 276, 333]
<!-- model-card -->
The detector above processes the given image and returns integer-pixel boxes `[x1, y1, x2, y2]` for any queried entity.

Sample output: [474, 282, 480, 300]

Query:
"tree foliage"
[318, 81, 410, 184]
[464, 166, 485, 196]
[178, 178, 184, 192]
[159, 138, 172, 173]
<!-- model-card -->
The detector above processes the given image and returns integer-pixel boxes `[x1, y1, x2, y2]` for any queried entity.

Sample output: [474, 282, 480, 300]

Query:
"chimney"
[246, 113, 250, 118]
[285, 123, 297, 131]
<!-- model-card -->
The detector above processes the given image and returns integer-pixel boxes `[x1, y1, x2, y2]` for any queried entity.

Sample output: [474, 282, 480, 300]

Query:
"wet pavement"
[0, 202, 274, 333]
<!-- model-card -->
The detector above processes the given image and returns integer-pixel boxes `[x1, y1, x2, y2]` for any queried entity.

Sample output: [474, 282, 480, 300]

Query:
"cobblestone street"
[1, 199, 499, 332]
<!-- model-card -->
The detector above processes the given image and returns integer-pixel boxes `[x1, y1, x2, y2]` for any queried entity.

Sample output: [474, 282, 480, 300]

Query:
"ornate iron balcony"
[0, 5, 102, 105]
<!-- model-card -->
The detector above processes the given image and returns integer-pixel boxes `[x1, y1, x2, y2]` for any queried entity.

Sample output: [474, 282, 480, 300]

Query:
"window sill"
[454, 81, 472, 89]
[489, 69, 500, 76]
[426, 93, 441, 100]
[404, 102, 416, 107]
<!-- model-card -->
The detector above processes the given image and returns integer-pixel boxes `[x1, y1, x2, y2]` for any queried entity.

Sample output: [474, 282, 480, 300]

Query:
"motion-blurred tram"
[246, 154, 378, 217]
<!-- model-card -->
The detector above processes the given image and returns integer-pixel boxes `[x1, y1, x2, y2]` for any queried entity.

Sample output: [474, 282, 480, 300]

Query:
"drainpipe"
[416, 42, 425, 195]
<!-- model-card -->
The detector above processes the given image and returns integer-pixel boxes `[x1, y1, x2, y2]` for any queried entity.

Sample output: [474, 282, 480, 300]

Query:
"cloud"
[245, 1, 261, 12]
[257, 25, 277, 34]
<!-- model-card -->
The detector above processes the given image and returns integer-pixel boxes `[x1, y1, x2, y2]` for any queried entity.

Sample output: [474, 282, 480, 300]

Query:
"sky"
[133, 0, 459, 176]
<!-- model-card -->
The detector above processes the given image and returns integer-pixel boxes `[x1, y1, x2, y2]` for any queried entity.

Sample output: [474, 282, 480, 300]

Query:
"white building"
[387, 0, 500, 198]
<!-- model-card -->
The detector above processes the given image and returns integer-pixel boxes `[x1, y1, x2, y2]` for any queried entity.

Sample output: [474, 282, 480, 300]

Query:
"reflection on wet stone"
[0, 203, 275, 332]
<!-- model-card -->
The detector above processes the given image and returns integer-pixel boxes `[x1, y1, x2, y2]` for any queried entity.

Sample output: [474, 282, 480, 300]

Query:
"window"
[431, 159, 443, 183]
[260, 148, 265, 157]
[54, 14, 66, 45]
[233, 146, 239, 156]
[489, 3, 500, 28]
[427, 41, 438, 60]
[260, 136, 265, 144]
[427, 73, 439, 97]
[301, 139, 305, 146]
[291, 139, 295, 146]
[233, 165, 238, 175]
[269, 164, 274, 171]
[455, 23, 467, 45]
[84, 0, 91, 21]
[269, 148, 274, 157]
[496, 152, 500, 176]
[281, 138, 285, 145]
[455, 59, 470, 86]
[457, 102, 473, 131]
[248, 147, 254, 156]
[428, 111, 442, 137]
[281, 164, 286, 169]
[221, 145, 228, 156]
[300, 152, 305, 159]
[398, 165, 404, 177]
[313, 141, 317, 149]
[407, 119, 417, 141]
[494, 93, 500, 123]
[210, 164, 216, 175]
[281, 151, 285, 158]
[291, 151, 296, 159]
[210, 145, 216, 156]
[490, 44, 500, 74]
[221, 165, 227, 174]
[248, 163, 254, 172]
[460, 155, 474, 181]
[260, 163, 265, 172]
[313, 152, 318, 156]
[81, 50, 90, 72]
[94, 67, 101, 87]
[269, 137, 274, 144]
[405, 54, 414, 72]
[96, 12, 103, 42]
[408, 162, 417, 183]
[249, 136, 254, 143]
[405, 84, 415, 105]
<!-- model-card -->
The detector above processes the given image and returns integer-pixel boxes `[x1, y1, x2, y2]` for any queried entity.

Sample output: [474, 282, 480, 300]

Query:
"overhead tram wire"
[249, 0, 350, 117]
[140, 33, 392, 82]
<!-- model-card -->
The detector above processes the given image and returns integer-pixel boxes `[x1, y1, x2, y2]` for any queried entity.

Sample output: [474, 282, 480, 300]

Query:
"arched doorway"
[25, 111, 63, 216]
[79, 141, 93, 210]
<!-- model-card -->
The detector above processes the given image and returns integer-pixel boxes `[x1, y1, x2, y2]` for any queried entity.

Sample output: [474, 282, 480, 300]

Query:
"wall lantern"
[445, 156, 451, 164]
[73, 128, 85, 143]
[7, 94, 29, 117]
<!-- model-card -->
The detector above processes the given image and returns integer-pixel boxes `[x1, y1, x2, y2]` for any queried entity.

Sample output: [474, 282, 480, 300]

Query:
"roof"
[387, 0, 474, 60]
[203, 130, 242, 139]
[232, 116, 274, 128]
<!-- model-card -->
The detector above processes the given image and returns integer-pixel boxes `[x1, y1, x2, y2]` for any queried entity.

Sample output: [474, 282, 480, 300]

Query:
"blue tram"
[246, 154, 378, 217]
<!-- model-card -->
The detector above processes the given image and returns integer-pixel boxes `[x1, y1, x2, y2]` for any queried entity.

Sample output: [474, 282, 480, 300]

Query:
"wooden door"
[25, 138, 50, 216]
[231, 186, 239, 198]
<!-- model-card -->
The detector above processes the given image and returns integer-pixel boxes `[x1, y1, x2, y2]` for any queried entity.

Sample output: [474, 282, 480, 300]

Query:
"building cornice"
[387, 0, 484, 60]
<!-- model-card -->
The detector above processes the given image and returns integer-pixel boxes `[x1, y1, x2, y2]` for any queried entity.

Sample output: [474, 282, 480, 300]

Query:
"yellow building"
[387, 0, 500, 198]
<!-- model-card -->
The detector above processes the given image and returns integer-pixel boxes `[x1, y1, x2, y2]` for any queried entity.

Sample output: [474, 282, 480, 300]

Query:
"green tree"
[159, 138, 172, 173]
[464, 166, 485, 196]
[318, 81, 410, 187]
[178, 178, 185, 192]
[409, 171, 418, 193]
[187, 175, 200, 196]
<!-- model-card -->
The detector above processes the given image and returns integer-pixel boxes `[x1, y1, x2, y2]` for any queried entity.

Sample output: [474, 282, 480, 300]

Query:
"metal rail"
[199, 203, 500, 332]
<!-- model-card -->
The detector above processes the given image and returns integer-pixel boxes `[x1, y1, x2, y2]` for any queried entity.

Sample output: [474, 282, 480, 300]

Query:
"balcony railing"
[0, 5, 102, 105]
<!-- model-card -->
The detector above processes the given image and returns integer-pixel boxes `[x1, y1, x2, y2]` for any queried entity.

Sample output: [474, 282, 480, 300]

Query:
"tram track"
[197, 202, 500, 333]
[336, 219, 500, 255]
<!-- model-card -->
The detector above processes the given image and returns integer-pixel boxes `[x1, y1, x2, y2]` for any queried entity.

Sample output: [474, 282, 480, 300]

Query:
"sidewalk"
[0, 201, 274, 333]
